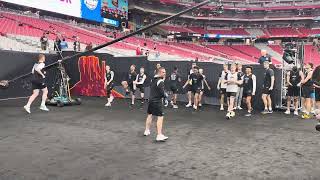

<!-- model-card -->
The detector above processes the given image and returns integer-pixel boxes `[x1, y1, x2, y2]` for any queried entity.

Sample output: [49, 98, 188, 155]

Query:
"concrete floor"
[0, 97, 319, 180]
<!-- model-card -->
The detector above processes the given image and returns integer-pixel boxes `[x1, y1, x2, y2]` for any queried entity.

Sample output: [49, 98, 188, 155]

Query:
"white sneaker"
[170, 101, 174, 106]
[144, 129, 150, 136]
[173, 105, 179, 109]
[110, 96, 114, 103]
[237, 106, 243, 110]
[24, 105, 31, 114]
[186, 102, 192, 108]
[105, 102, 111, 107]
[284, 110, 290, 115]
[156, 134, 168, 142]
[199, 104, 202, 107]
[294, 111, 299, 116]
[220, 106, 224, 111]
[40, 105, 49, 111]
[193, 105, 197, 110]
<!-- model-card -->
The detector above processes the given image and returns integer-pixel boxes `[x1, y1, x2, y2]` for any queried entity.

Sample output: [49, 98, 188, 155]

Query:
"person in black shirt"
[169, 67, 181, 109]
[198, 68, 211, 107]
[235, 63, 244, 110]
[144, 67, 169, 142]
[261, 61, 275, 114]
[183, 62, 197, 107]
[105, 65, 115, 107]
[40, 33, 48, 51]
[184, 66, 203, 110]
[285, 66, 304, 115]
[121, 65, 137, 105]
[73, 37, 81, 52]
[134, 67, 147, 105]
[301, 63, 314, 119]
[258, 50, 272, 65]
[23, 54, 49, 114]
[54, 36, 61, 52]
[243, 66, 256, 116]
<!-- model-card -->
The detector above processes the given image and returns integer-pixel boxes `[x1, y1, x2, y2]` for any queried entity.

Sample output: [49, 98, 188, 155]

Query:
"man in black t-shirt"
[261, 61, 275, 114]
[121, 65, 137, 105]
[258, 50, 272, 65]
[169, 67, 181, 109]
[183, 62, 197, 107]
[285, 66, 304, 116]
[301, 63, 314, 119]
[40, 33, 48, 51]
[184, 66, 203, 110]
[143, 67, 169, 142]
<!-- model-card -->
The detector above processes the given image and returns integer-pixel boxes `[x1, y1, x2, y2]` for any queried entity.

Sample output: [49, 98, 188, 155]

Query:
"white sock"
[41, 100, 46, 107]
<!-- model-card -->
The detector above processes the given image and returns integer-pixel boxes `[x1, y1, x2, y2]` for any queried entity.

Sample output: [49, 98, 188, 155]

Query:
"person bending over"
[285, 66, 304, 116]
[225, 63, 242, 118]
[24, 54, 49, 114]
[121, 65, 137, 105]
[242, 66, 256, 117]
[261, 61, 275, 114]
[105, 65, 115, 107]
[134, 67, 147, 105]
[144, 67, 169, 142]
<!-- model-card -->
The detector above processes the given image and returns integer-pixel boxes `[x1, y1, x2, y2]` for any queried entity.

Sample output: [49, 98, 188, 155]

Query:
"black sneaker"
[268, 109, 273, 114]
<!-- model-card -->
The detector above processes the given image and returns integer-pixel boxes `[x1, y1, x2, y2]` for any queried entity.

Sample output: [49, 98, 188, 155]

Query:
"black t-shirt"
[289, 70, 301, 86]
[106, 71, 114, 83]
[149, 77, 165, 103]
[304, 71, 313, 87]
[189, 73, 203, 89]
[137, 73, 146, 85]
[259, 55, 272, 65]
[263, 68, 274, 88]
[169, 72, 180, 86]
[127, 71, 137, 84]
[237, 71, 244, 87]
[243, 74, 254, 91]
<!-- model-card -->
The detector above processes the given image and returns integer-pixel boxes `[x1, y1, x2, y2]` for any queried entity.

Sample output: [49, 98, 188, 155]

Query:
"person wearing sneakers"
[312, 65, 320, 109]
[105, 65, 114, 107]
[285, 66, 304, 116]
[0, 80, 8, 88]
[235, 63, 244, 110]
[121, 65, 137, 105]
[184, 62, 197, 108]
[217, 63, 229, 111]
[144, 67, 168, 142]
[301, 63, 314, 119]
[24, 54, 49, 114]
[261, 61, 275, 114]
[134, 67, 147, 105]
[169, 67, 181, 109]
[242, 66, 256, 117]
[186, 66, 203, 110]
[198, 68, 211, 108]
[225, 63, 242, 119]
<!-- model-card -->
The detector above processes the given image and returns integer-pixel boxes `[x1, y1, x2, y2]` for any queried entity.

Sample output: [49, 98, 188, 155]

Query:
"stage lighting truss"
[276, 42, 304, 110]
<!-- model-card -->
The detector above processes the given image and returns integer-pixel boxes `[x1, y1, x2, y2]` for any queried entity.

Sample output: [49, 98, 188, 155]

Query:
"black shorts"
[191, 86, 201, 94]
[287, 86, 300, 97]
[220, 88, 226, 95]
[31, 79, 46, 90]
[262, 87, 272, 95]
[243, 90, 252, 97]
[136, 84, 145, 93]
[147, 102, 163, 117]
[227, 92, 237, 97]
[186, 84, 192, 92]
[302, 86, 313, 98]
[170, 85, 178, 94]
[315, 89, 320, 101]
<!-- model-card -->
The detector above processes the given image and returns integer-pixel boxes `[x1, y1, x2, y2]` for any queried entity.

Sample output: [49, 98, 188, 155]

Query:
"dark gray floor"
[0, 97, 320, 180]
